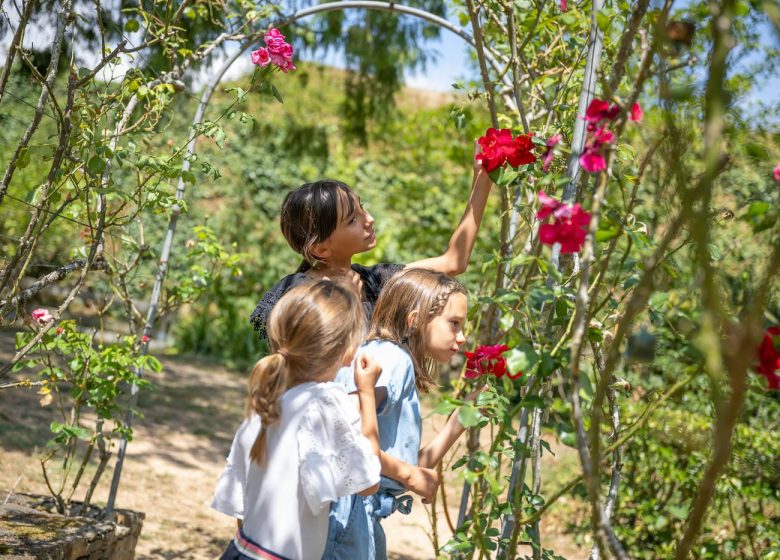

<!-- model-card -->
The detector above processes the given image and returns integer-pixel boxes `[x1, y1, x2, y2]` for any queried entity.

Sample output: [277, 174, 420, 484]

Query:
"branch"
[0, 257, 108, 308]
[0, 0, 37, 104]
[0, 0, 70, 208]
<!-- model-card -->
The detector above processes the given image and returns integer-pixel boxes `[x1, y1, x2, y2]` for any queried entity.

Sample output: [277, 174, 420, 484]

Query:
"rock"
[0, 493, 144, 560]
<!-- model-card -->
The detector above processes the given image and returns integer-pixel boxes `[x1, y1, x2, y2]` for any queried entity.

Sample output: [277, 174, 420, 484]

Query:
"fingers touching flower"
[476, 128, 537, 173]
[465, 344, 511, 379]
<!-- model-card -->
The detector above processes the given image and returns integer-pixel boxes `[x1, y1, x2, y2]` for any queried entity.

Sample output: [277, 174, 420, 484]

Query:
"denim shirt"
[335, 339, 422, 493]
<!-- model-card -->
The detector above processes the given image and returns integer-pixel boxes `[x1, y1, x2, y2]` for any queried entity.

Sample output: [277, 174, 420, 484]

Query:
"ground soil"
[0, 331, 587, 559]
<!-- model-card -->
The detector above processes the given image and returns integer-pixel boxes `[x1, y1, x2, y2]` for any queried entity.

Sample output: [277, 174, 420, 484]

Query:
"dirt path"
[0, 332, 586, 559]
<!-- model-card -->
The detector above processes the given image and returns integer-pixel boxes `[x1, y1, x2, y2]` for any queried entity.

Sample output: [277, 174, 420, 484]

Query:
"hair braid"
[248, 353, 288, 463]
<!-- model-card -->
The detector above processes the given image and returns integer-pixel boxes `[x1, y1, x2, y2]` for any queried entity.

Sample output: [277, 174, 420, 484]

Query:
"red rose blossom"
[537, 192, 591, 254]
[755, 327, 780, 390]
[465, 344, 511, 379]
[476, 128, 537, 173]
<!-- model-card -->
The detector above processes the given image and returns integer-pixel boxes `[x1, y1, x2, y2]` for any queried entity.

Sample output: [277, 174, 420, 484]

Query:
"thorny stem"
[517, 371, 695, 527]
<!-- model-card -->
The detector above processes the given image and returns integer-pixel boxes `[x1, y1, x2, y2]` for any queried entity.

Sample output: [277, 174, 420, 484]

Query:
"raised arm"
[406, 143, 493, 276]
[418, 385, 487, 468]
[354, 353, 383, 496]
[418, 412, 466, 469]
[346, 391, 439, 501]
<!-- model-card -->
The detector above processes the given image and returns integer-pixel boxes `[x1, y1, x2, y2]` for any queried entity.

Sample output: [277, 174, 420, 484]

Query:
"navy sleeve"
[249, 273, 307, 340]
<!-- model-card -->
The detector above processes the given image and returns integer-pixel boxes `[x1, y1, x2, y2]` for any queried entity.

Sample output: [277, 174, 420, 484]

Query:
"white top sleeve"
[211, 414, 261, 519]
[298, 387, 381, 515]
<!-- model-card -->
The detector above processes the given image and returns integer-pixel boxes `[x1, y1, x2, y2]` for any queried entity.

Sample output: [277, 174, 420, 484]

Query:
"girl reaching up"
[323, 268, 479, 560]
[218, 280, 382, 560]
[250, 145, 492, 341]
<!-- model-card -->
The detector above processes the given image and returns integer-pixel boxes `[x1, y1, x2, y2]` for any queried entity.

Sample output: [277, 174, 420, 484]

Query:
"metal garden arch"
[107, 3, 606, 549]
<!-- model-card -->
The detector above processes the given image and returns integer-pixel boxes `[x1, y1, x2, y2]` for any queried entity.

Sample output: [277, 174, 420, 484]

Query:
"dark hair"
[280, 180, 356, 269]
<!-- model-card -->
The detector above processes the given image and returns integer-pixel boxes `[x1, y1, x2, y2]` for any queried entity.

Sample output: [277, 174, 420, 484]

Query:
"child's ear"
[406, 310, 420, 331]
[310, 241, 332, 260]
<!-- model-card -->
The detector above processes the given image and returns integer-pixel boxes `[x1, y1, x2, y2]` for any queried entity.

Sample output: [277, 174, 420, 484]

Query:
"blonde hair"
[248, 279, 365, 463]
[368, 268, 466, 393]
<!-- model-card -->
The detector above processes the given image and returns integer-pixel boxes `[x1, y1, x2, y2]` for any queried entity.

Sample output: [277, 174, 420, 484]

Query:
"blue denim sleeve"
[372, 345, 415, 417]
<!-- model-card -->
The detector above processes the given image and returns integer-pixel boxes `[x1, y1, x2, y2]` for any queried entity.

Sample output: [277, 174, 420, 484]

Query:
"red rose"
[476, 128, 537, 173]
[465, 344, 510, 379]
[755, 327, 780, 390]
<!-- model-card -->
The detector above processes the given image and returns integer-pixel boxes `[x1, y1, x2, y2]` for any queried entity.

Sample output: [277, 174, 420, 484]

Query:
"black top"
[250, 262, 405, 340]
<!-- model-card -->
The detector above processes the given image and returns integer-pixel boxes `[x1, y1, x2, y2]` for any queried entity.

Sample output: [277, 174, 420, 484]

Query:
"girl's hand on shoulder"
[354, 352, 382, 394]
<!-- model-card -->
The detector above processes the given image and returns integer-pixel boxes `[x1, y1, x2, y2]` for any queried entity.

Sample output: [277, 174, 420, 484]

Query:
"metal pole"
[497, 0, 604, 553]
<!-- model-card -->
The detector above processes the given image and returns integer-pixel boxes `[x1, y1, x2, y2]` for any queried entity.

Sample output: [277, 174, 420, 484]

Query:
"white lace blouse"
[213, 382, 380, 559]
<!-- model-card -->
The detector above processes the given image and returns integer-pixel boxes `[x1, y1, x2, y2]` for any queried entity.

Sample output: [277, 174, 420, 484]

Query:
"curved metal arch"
[107, 1, 510, 511]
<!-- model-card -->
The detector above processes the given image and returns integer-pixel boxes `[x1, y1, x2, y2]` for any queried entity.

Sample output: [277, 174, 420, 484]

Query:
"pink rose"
[773, 164, 780, 182]
[141, 335, 150, 343]
[579, 146, 607, 173]
[629, 102, 643, 122]
[31, 308, 53, 325]
[251, 48, 271, 67]
[265, 37, 287, 53]
[541, 134, 562, 172]
[265, 28, 284, 40]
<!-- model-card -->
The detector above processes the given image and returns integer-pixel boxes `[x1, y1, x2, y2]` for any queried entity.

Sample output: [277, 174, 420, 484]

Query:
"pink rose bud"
[265, 28, 284, 40]
[251, 47, 271, 67]
[141, 335, 150, 343]
[774, 164, 780, 183]
[629, 102, 643, 122]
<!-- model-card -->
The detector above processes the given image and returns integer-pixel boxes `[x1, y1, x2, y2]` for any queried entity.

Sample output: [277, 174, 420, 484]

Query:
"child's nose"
[456, 330, 466, 345]
[365, 210, 375, 226]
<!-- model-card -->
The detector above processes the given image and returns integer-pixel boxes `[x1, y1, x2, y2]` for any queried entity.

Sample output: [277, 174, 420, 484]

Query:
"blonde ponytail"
[247, 353, 288, 464]
[245, 279, 366, 466]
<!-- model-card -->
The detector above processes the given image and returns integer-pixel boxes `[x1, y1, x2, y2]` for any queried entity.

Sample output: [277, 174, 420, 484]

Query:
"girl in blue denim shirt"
[325, 268, 478, 560]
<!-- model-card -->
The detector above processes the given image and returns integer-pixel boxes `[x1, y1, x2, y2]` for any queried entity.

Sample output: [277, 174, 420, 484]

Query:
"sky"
[218, 25, 476, 92]
[1, 6, 777, 109]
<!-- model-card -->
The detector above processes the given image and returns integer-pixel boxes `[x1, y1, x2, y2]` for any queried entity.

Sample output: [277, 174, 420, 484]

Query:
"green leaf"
[270, 85, 284, 104]
[87, 155, 106, 175]
[596, 10, 611, 32]
[595, 226, 620, 242]
[431, 398, 458, 416]
[17, 148, 30, 169]
[124, 19, 140, 32]
[505, 343, 538, 377]
[458, 404, 483, 428]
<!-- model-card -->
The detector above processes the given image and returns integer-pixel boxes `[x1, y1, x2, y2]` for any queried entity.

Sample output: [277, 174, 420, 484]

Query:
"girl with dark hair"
[249, 149, 492, 340]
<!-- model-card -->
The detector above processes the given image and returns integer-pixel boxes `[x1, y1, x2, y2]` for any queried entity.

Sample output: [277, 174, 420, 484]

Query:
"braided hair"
[368, 268, 466, 393]
[247, 279, 365, 464]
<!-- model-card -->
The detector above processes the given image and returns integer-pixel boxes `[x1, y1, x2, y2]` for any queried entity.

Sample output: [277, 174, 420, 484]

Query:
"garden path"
[0, 331, 586, 559]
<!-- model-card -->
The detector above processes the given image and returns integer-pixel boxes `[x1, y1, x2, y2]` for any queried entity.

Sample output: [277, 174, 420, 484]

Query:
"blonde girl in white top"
[218, 279, 382, 560]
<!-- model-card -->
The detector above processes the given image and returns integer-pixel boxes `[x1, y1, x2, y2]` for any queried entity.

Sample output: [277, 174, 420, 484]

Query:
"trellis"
[104, 1, 606, 554]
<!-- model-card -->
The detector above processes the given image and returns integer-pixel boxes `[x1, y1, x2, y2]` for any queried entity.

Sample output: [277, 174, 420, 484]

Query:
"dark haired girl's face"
[318, 192, 376, 260]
